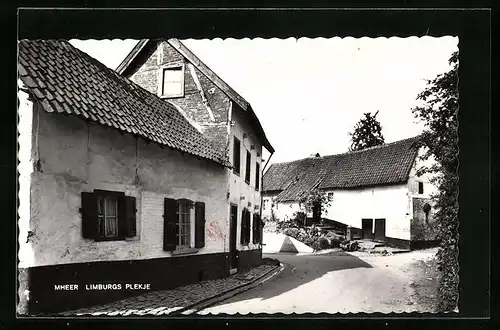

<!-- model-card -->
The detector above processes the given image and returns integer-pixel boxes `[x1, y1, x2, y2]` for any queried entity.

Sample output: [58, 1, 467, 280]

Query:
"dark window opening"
[418, 182, 424, 194]
[245, 150, 251, 184]
[233, 137, 241, 175]
[255, 162, 260, 191]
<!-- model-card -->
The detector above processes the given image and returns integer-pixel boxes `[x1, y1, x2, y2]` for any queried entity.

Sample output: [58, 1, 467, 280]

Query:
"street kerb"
[173, 262, 285, 315]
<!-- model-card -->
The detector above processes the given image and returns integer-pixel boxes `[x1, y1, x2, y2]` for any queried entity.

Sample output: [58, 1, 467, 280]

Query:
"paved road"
[198, 251, 417, 314]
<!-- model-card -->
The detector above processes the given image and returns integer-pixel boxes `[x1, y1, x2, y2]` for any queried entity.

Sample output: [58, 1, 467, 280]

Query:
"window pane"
[104, 197, 118, 237]
[163, 67, 183, 97]
[105, 197, 117, 217]
[105, 217, 119, 237]
[163, 82, 183, 96]
[163, 68, 183, 82]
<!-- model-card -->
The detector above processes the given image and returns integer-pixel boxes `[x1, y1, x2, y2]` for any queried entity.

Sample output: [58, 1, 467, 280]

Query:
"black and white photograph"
[16, 9, 476, 317]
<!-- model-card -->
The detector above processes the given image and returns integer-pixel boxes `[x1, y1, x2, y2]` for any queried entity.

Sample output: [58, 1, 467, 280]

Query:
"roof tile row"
[18, 39, 230, 166]
[263, 136, 421, 202]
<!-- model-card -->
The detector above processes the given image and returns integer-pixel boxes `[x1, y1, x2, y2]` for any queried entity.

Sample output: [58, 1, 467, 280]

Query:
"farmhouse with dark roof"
[261, 136, 439, 250]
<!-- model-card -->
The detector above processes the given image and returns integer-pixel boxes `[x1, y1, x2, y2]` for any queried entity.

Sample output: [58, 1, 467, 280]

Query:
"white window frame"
[158, 62, 185, 99]
[176, 199, 195, 248]
[327, 192, 334, 202]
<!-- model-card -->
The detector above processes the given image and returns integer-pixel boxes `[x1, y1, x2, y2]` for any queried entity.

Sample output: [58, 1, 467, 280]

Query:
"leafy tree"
[411, 51, 459, 312]
[349, 111, 385, 151]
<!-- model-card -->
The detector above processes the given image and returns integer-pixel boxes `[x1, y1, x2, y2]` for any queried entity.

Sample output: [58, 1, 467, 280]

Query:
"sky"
[70, 37, 458, 164]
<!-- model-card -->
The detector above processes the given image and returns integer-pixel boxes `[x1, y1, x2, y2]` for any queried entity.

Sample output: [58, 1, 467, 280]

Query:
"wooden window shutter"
[118, 196, 137, 238]
[246, 211, 251, 244]
[245, 150, 251, 183]
[81, 192, 97, 239]
[252, 213, 258, 244]
[255, 162, 260, 190]
[194, 201, 206, 248]
[163, 198, 177, 251]
[240, 209, 246, 245]
[233, 137, 241, 174]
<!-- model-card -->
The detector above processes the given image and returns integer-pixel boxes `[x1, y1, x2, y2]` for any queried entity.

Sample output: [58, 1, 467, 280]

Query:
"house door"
[229, 205, 238, 270]
[374, 218, 386, 242]
[312, 201, 322, 224]
[362, 218, 373, 240]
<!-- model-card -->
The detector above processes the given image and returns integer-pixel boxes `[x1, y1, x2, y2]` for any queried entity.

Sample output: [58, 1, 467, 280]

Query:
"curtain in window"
[97, 196, 119, 237]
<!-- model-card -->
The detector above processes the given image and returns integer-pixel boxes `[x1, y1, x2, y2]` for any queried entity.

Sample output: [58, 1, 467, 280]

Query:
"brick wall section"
[128, 41, 230, 156]
[410, 197, 438, 241]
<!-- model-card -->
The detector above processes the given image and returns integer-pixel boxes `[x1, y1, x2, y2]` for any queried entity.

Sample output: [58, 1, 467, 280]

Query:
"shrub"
[303, 236, 315, 247]
[314, 237, 331, 251]
[283, 228, 300, 239]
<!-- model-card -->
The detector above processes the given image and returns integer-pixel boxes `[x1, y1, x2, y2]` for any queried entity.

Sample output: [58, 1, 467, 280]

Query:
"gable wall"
[127, 41, 230, 155]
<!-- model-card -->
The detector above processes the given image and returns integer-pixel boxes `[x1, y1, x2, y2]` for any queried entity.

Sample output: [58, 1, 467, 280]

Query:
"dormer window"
[160, 64, 185, 98]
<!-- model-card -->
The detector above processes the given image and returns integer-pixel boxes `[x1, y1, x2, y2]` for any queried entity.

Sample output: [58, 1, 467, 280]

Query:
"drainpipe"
[259, 150, 274, 248]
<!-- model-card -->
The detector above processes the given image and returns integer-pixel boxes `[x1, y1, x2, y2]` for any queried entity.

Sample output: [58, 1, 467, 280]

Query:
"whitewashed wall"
[18, 87, 35, 268]
[407, 147, 440, 199]
[18, 98, 229, 268]
[322, 185, 411, 240]
[228, 103, 263, 251]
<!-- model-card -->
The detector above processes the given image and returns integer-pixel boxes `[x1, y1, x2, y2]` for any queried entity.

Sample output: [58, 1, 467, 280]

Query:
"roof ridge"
[269, 135, 422, 167]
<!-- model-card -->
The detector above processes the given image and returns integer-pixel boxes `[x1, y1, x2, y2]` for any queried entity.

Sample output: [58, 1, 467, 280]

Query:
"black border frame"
[2, 4, 492, 329]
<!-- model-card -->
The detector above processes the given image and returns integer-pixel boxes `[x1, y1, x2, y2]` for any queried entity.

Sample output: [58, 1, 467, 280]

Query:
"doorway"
[362, 218, 373, 240]
[374, 218, 386, 242]
[229, 204, 238, 271]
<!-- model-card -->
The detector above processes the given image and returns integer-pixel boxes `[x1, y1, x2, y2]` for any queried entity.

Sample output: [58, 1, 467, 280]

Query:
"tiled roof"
[262, 157, 323, 192]
[17, 39, 230, 166]
[263, 136, 421, 201]
[274, 155, 342, 202]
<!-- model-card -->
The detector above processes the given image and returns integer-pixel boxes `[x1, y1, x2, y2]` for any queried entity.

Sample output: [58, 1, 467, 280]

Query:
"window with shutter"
[233, 137, 241, 175]
[194, 202, 206, 248]
[80, 190, 136, 241]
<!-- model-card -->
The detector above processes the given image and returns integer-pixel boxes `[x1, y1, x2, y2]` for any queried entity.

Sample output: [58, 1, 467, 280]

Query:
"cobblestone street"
[58, 263, 279, 316]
